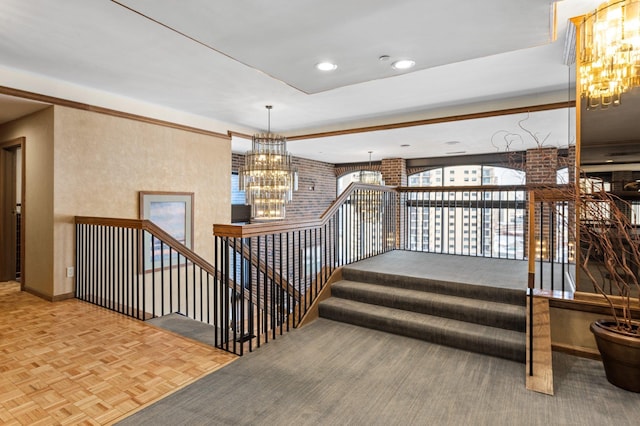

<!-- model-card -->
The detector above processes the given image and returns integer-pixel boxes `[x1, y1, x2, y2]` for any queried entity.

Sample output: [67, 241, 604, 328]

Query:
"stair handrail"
[213, 183, 395, 305]
[231, 240, 301, 301]
[76, 216, 215, 275]
[75, 215, 254, 302]
[213, 182, 396, 237]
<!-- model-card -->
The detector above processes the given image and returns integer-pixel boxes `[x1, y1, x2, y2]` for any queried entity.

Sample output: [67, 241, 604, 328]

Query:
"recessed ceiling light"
[391, 59, 415, 70]
[316, 62, 337, 71]
[400, 144, 410, 147]
[606, 159, 614, 163]
[445, 141, 460, 145]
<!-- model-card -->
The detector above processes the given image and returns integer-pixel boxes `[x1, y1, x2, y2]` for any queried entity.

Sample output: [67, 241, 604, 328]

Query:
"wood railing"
[75, 183, 579, 360]
[524, 187, 576, 395]
[75, 216, 249, 333]
[213, 183, 398, 355]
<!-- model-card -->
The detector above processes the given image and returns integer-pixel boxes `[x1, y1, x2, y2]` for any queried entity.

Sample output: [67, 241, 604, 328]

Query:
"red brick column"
[525, 147, 558, 185]
[381, 158, 407, 187]
[525, 147, 559, 262]
[381, 158, 407, 249]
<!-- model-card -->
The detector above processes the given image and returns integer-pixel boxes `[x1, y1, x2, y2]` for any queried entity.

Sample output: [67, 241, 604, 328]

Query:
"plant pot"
[590, 319, 640, 392]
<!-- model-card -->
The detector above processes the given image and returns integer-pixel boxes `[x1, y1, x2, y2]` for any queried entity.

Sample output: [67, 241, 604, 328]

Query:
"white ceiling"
[0, 0, 616, 164]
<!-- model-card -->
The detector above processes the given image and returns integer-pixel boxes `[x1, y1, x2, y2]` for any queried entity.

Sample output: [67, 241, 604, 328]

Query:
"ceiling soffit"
[115, 0, 555, 94]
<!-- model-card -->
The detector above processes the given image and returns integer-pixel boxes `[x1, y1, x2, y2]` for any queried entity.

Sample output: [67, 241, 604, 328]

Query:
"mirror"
[579, 87, 640, 295]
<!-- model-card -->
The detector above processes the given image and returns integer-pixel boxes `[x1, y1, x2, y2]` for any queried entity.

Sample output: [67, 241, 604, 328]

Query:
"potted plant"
[578, 185, 640, 392]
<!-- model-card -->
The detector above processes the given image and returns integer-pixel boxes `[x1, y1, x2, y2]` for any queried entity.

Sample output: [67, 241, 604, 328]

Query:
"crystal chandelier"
[579, 0, 640, 109]
[239, 106, 297, 222]
[359, 151, 384, 185]
[354, 151, 384, 221]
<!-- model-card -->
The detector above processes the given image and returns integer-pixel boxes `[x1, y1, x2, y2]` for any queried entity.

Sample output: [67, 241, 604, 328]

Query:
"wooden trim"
[528, 191, 536, 289]
[213, 182, 395, 237]
[552, 343, 601, 361]
[0, 137, 25, 289]
[0, 86, 230, 140]
[569, 291, 640, 316]
[232, 241, 300, 301]
[287, 101, 576, 141]
[213, 182, 569, 238]
[51, 292, 75, 302]
[574, 14, 583, 290]
[143, 221, 216, 275]
[396, 184, 528, 193]
[22, 286, 73, 302]
[319, 182, 394, 220]
[75, 216, 216, 276]
[540, 291, 640, 321]
[298, 267, 342, 328]
[0, 137, 25, 149]
[213, 219, 321, 238]
[228, 130, 253, 140]
[75, 216, 146, 229]
[526, 296, 554, 395]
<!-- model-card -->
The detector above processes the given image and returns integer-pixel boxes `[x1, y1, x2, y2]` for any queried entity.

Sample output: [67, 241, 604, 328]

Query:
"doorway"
[0, 137, 24, 284]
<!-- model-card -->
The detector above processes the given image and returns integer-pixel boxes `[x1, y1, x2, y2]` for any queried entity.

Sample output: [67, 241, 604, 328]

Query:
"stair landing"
[346, 250, 529, 292]
[318, 250, 530, 362]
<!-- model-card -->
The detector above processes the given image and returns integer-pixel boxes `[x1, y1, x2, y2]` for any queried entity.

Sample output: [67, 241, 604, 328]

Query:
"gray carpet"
[147, 313, 222, 345]
[346, 250, 574, 294]
[119, 318, 640, 426]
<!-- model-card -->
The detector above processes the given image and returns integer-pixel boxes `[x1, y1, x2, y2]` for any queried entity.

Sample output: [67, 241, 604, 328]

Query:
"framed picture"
[139, 191, 194, 270]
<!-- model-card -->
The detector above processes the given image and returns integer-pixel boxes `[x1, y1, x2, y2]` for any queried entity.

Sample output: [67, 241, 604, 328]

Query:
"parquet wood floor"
[0, 281, 237, 425]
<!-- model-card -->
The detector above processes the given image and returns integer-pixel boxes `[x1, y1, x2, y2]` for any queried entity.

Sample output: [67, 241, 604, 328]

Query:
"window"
[231, 173, 245, 204]
[557, 167, 569, 185]
[408, 166, 524, 188]
[337, 170, 383, 195]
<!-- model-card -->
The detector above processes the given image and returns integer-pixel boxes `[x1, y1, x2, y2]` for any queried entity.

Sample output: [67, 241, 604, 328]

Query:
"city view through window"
[405, 166, 527, 259]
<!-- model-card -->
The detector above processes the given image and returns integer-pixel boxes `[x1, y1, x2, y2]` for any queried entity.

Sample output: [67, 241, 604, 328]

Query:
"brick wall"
[288, 157, 336, 220]
[334, 163, 381, 177]
[525, 147, 559, 185]
[232, 153, 336, 221]
[380, 158, 406, 249]
[381, 158, 407, 187]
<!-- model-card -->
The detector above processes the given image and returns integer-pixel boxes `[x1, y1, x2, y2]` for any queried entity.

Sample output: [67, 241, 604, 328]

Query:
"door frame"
[0, 137, 25, 288]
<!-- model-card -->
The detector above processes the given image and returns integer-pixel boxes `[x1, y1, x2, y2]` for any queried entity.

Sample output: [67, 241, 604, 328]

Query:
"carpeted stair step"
[319, 297, 525, 363]
[331, 280, 525, 332]
[342, 267, 525, 306]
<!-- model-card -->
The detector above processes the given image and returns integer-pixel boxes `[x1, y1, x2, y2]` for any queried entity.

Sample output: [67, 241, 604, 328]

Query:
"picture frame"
[139, 191, 194, 271]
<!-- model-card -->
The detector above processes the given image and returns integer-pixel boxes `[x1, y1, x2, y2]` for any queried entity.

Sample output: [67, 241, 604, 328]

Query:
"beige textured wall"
[53, 106, 231, 296]
[0, 108, 55, 297]
[550, 307, 600, 353]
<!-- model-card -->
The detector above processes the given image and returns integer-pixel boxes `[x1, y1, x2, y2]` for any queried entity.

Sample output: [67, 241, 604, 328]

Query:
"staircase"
[319, 265, 526, 362]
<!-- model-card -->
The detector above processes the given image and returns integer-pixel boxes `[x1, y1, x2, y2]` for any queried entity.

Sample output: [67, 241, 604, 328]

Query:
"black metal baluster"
[177, 251, 182, 316]
[550, 202, 555, 291]
[270, 234, 276, 340]
[213, 236, 218, 348]
[539, 201, 544, 290]
[279, 233, 284, 335]
[256, 235, 262, 348]
[248, 236, 254, 352]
